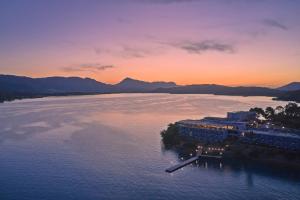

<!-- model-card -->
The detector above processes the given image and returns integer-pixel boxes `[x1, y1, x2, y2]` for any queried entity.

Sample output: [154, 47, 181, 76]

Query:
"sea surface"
[0, 94, 299, 200]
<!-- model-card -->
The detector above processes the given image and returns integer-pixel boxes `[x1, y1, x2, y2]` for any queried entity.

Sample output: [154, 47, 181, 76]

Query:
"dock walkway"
[165, 156, 199, 173]
[165, 153, 222, 173]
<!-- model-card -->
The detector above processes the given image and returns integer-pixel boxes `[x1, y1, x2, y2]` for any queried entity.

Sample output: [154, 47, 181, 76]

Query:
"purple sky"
[0, 0, 299, 86]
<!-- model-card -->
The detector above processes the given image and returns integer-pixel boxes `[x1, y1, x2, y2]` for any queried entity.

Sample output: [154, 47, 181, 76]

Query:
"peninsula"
[161, 103, 300, 167]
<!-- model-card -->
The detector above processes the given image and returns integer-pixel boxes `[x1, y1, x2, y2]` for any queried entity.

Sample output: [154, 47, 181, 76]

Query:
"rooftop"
[177, 118, 247, 130]
[248, 128, 300, 139]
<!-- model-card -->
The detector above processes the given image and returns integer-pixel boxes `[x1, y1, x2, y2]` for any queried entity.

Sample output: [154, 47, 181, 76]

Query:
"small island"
[161, 103, 300, 168]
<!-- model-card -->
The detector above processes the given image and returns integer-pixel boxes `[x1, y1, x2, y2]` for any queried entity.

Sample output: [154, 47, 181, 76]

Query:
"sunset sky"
[0, 0, 299, 87]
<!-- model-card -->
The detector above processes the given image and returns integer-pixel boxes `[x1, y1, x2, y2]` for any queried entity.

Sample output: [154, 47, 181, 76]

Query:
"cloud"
[94, 45, 164, 59]
[62, 63, 115, 73]
[120, 46, 153, 58]
[167, 40, 235, 54]
[262, 19, 288, 30]
[94, 39, 234, 59]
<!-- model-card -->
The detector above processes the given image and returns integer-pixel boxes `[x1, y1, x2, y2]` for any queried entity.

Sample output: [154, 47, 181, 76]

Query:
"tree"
[249, 107, 265, 119]
[285, 103, 299, 117]
[265, 107, 275, 120]
[250, 103, 300, 129]
[275, 105, 284, 114]
[161, 123, 182, 147]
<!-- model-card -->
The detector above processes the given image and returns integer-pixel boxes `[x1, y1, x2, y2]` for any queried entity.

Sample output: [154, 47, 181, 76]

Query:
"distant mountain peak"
[277, 82, 300, 91]
[123, 77, 134, 81]
[119, 77, 141, 83]
[118, 77, 176, 84]
[115, 77, 177, 91]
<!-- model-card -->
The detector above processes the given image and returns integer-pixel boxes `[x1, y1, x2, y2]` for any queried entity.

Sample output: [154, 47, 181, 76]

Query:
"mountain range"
[0, 74, 299, 103]
[0, 75, 176, 94]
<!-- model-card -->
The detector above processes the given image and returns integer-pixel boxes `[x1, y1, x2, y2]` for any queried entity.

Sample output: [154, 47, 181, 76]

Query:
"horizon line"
[1, 73, 298, 89]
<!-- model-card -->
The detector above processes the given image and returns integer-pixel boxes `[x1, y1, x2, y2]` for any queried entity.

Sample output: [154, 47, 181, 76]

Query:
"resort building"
[177, 111, 300, 151]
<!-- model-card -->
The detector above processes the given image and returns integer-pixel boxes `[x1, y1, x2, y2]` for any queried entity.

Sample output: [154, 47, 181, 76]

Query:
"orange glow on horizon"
[1, 1, 299, 88]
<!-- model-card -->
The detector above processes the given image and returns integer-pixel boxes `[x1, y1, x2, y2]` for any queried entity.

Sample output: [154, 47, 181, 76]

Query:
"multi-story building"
[176, 111, 300, 151]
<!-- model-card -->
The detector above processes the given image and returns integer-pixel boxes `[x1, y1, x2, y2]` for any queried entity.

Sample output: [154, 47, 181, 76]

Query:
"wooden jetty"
[199, 154, 222, 159]
[165, 156, 199, 173]
[165, 153, 222, 173]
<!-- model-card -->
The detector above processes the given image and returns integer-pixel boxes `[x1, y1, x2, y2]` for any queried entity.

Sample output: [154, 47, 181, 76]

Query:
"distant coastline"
[1, 74, 300, 103]
[0, 92, 107, 103]
[2, 91, 299, 104]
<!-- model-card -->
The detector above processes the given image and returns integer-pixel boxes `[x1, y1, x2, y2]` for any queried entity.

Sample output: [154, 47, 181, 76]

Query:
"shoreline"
[1, 91, 298, 104]
[0, 92, 111, 104]
[161, 120, 300, 169]
[166, 140, 300, 169]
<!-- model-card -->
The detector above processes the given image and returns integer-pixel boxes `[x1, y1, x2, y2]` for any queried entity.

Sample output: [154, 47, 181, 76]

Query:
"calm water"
[0, 94, 299, 200]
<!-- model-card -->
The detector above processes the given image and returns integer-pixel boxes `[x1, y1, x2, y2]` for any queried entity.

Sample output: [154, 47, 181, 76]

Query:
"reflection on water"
[169, 148, 300, 184]
[0, 94, 299, 200]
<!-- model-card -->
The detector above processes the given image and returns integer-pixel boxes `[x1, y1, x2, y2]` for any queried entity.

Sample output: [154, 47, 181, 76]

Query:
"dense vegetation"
[0, 92, 41, 103]
[250, 102, 300, 129]
[275, 90, 300, 103]
[160, 123, 181, 147]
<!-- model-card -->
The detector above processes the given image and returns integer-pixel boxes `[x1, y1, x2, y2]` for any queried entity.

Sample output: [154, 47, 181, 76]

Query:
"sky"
[0, 0, 299, 87]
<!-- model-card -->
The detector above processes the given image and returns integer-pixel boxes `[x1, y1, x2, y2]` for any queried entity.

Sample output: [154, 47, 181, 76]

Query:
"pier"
[165, 153, 222, 173]
[165, 156, 199, 173]
[200, 154, 222, 159]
